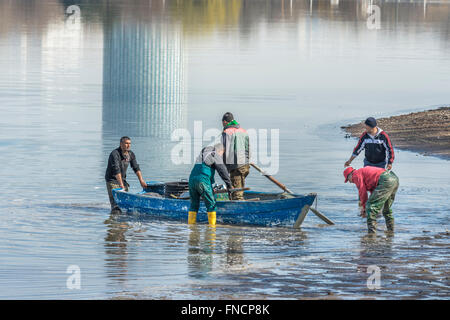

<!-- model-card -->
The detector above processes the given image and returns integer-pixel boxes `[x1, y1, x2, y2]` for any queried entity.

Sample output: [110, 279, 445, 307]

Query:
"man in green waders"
[343, 166, 399, 233]
[188, 144, 233, 226]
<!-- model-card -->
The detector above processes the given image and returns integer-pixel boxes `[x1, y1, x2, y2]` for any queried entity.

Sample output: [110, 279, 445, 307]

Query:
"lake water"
[0, 0, 449, 299]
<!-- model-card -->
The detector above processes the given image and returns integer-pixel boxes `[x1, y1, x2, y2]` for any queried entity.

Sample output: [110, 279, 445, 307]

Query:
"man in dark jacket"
[345, 117, 395, 170]
[105, 136, 147, 213]
[188, 144, 232, 226]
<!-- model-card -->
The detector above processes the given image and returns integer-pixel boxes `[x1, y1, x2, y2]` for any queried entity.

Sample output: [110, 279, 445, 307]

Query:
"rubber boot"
[385, 218, 394, 232]
[367, 220, 377, 234]
[207, 211, 216, 226]
[188, 211, 197, 224]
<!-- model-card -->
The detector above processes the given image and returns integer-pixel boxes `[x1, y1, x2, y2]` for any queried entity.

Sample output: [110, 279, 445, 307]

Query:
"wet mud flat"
[182, 232, 450, 300]
[341, 107, 450, 159]
[116, 227, 449, 300]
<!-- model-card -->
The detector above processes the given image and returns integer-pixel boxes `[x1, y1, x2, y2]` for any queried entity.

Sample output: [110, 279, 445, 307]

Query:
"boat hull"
[112, 184, 316, 227]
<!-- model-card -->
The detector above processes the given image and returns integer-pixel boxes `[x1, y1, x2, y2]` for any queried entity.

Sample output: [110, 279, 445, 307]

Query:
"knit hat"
[365, 117, 377, 128]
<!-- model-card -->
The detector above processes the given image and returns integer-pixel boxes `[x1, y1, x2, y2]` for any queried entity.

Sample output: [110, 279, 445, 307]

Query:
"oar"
[309, 207, 334, 225]
[250, 163, 294, 194]
[171, 188, 250, 200]
[250, 163, 334, 225]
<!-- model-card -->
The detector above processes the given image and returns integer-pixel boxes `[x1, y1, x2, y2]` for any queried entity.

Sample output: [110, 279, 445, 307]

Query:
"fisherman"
[188, 144, 232, 226]
[345, 117, 395, 170]
[221, 112, 250, 200]
[105, 136, 147, 213]
[343, 166, 399, 234]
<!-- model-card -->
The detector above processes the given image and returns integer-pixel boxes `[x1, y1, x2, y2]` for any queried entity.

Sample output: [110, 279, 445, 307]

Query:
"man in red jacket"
[343, 166, 399, 233]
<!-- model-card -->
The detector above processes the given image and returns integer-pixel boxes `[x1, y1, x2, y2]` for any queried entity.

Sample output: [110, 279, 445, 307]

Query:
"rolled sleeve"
[353, 175, 368, 209]
[359, 188, 368, 209]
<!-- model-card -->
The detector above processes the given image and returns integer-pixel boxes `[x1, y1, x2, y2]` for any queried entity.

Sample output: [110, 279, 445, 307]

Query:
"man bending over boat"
[343, 166, 399, 234]
[188, 144, 232, 226]
[105, 136, 147, 214]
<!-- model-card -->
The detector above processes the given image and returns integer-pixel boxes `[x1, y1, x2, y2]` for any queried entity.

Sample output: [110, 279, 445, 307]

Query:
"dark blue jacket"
[352, 129, 395, 165]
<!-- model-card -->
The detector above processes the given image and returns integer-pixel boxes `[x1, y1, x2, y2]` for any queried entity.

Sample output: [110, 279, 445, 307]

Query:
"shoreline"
[341, 106, 450, 160]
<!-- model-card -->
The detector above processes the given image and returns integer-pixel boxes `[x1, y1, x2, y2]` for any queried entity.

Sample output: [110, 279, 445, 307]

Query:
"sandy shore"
[341, 107, 450, 160]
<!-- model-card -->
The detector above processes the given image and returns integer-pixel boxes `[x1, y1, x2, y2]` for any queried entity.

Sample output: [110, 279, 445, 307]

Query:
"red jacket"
[351, 166, 386, 209]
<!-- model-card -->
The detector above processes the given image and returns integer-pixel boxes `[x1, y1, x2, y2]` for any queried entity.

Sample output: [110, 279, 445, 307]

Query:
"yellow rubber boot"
[188, 211, 197, 224]
[207, 211, 216, 226]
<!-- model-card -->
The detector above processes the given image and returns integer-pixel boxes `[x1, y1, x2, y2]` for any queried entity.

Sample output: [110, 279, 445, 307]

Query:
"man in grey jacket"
[188, 144, 232, 225]
[221, 112, 250, 200]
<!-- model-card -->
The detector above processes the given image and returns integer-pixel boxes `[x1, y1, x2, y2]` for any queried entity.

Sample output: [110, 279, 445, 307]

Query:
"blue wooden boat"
[112, 181, 317, 228]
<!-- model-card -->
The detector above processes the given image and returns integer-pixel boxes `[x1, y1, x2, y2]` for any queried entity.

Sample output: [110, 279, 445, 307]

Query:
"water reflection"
[187, 225, 217, 278]
[169, 0, 242, 34]
[226, 234, 244, 267]
[104, 213, 131, 286]
[100, 10, 189, 178]
[0, 0, 449, 300]
[2, 1, 449, 34]
[356, 233, 394, 273]
[102, 19, 187, 138]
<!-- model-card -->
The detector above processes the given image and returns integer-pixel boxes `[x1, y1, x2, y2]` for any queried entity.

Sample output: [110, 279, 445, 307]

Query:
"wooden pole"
[250, 163, 294, 194]
[310, 207, 334, 225]
[250, 163, 334, 226]
[294, 205, 310, 228]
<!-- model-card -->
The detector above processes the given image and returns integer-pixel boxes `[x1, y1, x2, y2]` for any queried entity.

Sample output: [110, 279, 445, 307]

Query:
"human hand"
[359, 208, 366, 218]
[140, 181, 148, 189]
[345, 160, 352, 167]
[386, 164, 392, 170]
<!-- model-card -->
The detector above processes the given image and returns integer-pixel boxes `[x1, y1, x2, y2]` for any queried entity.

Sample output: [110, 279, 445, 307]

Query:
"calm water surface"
[0, 0, 449, 299]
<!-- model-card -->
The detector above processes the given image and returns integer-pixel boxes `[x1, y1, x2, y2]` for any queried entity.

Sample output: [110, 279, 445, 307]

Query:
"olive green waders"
[366, 171, 399, 233]
[106, 180, 129, 212]
[230, 164, 250, 200]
